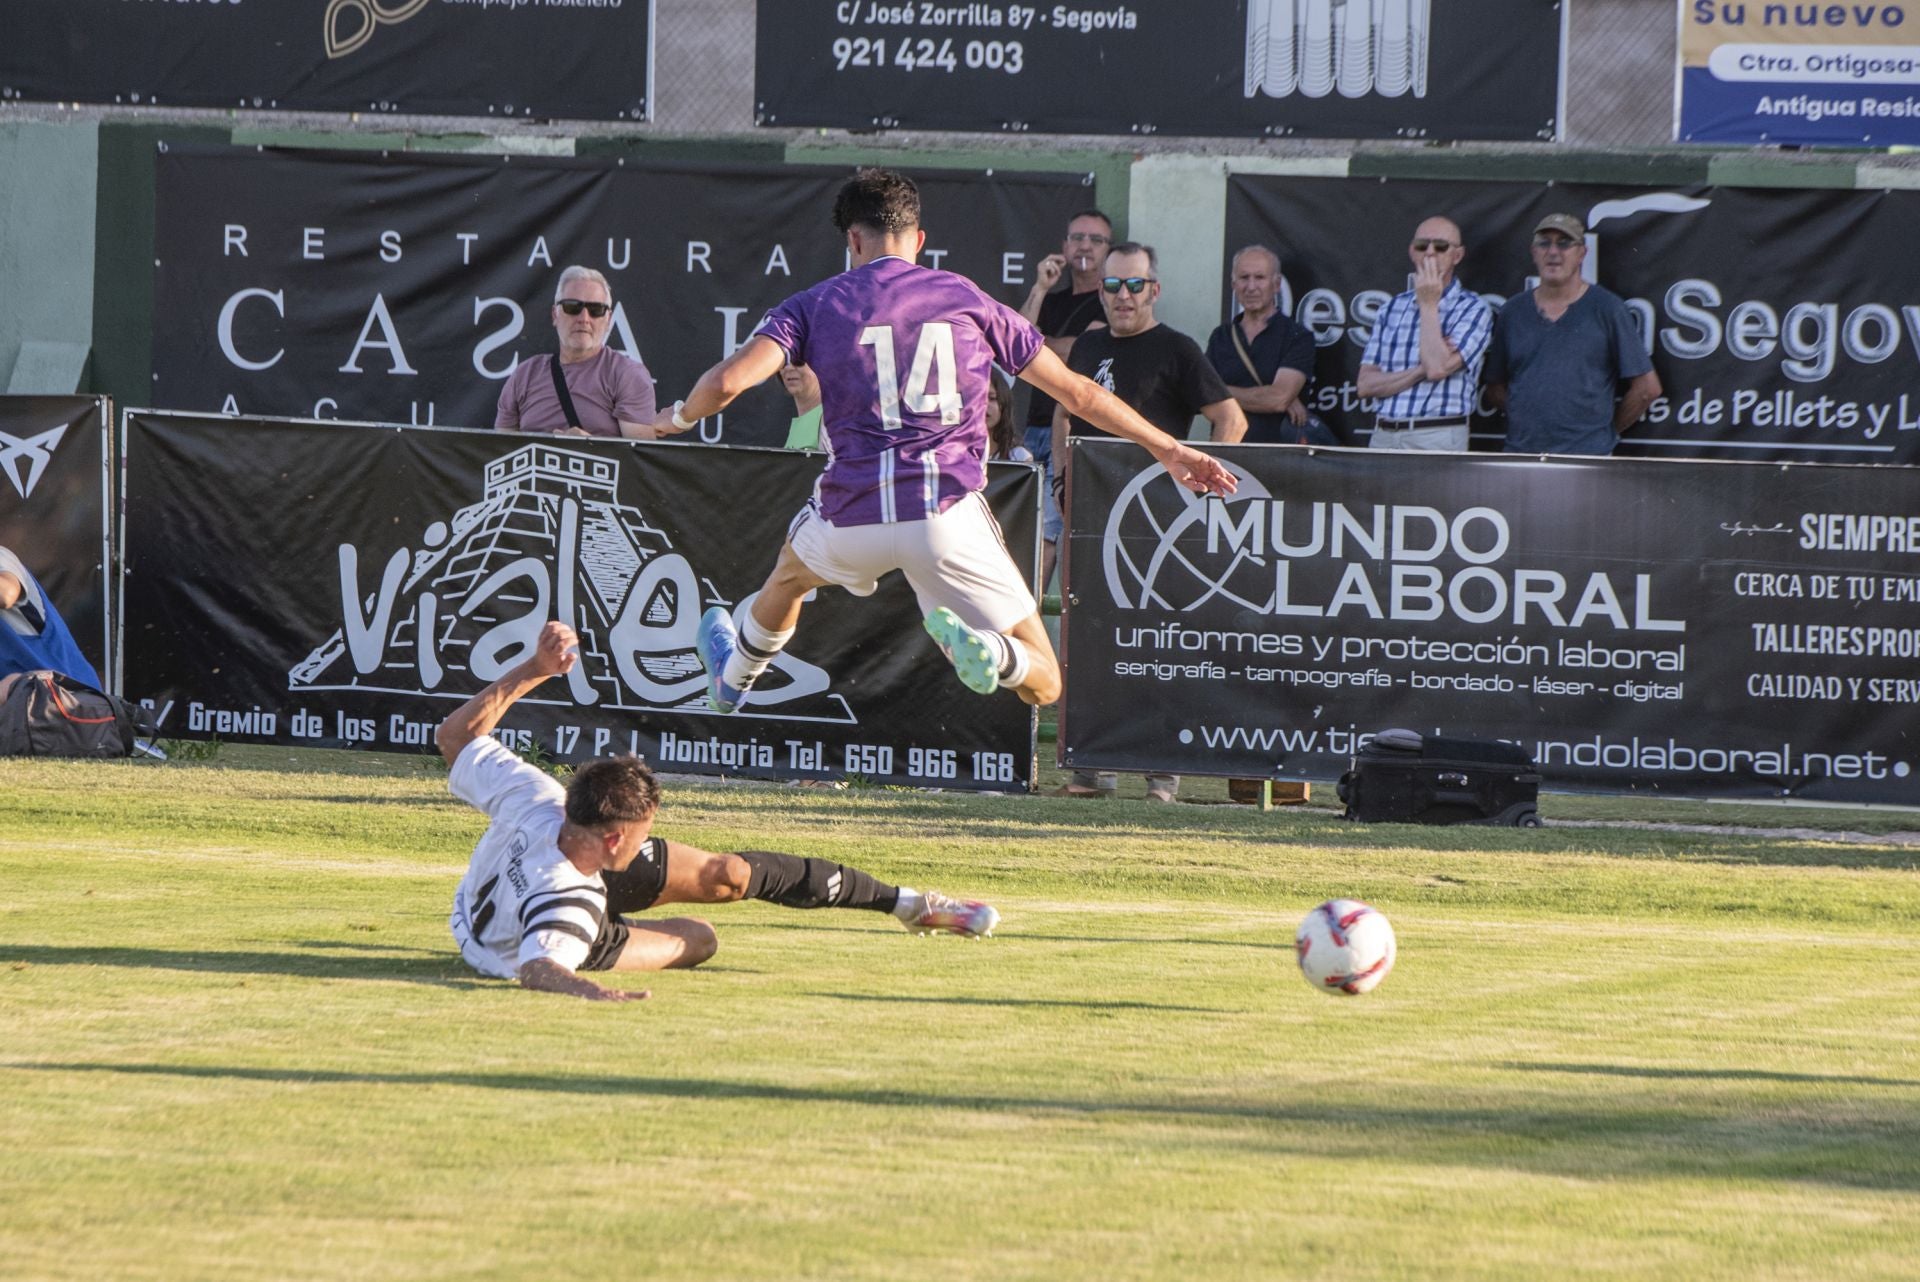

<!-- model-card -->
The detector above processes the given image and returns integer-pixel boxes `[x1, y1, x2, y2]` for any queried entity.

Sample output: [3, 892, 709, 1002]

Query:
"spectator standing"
[984, 370, 1031, 462]
[1485, 214, 1662, 456]
[1205, 245, 1333, 446]
[1020, 209, 1115, 589]
[1356, 217, 1493, 451]
[1052, 243, 1247, 803]
[495, 266, 684, 440]
[781, 362, 824, 450]
[0, 544, 100, 687]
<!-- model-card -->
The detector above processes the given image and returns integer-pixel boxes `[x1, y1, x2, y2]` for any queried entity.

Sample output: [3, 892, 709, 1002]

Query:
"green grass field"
[3, 748, 1918, 1281]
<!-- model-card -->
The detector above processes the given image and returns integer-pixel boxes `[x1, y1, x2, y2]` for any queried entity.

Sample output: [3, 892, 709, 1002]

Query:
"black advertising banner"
[0, 1, 651, 121]
[1225, 175, 1920, 464]
[0, 396, 111, 678]
[1060, 440, 1920, 806]
[122, 413, 1040, 792]
[756, 1, 1562, 141]
[153, 148, 1090, 448]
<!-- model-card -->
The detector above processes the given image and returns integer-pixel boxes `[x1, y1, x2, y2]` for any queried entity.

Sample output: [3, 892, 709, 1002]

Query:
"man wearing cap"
[1485, 214, 1662, 456]
[1356, 215, 1493, 452]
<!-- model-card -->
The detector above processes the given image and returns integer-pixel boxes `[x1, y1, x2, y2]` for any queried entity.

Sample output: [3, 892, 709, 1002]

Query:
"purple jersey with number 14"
[754, 256, 1045, 527]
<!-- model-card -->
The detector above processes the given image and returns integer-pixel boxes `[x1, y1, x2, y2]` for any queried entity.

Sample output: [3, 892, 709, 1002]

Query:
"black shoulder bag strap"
[1228, 317, 1265, 386]
[548, 354, 583, 431]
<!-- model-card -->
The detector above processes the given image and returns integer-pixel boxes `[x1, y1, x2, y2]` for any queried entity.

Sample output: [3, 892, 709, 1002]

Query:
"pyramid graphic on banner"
[289, 442, 849, 721]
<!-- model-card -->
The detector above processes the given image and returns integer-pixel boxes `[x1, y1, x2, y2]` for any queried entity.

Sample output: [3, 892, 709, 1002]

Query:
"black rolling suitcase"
[1338, 728, 1541, 827]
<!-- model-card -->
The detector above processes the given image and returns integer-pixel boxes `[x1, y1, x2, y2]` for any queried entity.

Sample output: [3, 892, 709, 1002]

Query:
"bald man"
[1355, 215, 1493, 452]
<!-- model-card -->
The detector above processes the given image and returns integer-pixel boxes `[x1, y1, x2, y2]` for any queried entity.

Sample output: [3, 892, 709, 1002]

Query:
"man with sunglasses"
[1484, 214, 1661, 456]
[1050, 242, 1247, 802]
[1356, 217, 1494, 452]
[495, 266, 685, 441]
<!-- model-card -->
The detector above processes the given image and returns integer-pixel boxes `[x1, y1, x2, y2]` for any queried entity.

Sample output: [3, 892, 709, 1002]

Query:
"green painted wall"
[0, 122, 99, 391]
[89, 123, 228, 417]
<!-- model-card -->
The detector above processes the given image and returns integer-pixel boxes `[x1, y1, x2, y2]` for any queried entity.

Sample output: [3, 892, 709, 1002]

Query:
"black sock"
[738, 850, 899, 913]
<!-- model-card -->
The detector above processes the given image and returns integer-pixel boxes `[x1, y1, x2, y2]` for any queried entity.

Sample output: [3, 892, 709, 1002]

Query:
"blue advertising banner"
[1679, 1, 1920, 145]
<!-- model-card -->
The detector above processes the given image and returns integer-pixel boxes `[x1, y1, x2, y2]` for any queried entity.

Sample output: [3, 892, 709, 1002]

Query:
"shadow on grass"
[0, 944, 487, 989]
[10, 1060, 1918, 1191]
[803, 991, 1235, 1014]
[1508, 1060, 1920, 1089]
[678, 802, 1920, 870]
[736, 921, 1295, 950]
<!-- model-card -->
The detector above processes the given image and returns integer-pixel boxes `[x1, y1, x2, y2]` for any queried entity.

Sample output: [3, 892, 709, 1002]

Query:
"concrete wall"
[0, 122, 98, 392]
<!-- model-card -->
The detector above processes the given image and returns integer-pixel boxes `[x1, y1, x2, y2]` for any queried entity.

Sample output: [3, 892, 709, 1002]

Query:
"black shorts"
[578, 836, 670, 972]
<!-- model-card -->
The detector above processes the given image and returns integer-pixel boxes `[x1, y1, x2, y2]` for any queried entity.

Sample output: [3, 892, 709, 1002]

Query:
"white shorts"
[788, 491, 1038, 634]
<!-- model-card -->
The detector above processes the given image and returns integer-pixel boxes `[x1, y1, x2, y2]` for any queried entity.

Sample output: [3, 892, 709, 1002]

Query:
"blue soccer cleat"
[696, 605, 747, 714]
[923, 607, 999, 696]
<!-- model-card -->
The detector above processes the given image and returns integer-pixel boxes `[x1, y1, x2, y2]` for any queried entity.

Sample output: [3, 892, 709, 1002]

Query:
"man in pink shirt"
[495, 266, 686, 440]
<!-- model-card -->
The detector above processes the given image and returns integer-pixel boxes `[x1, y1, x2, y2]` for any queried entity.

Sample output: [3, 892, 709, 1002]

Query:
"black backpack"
[0, 670, 153, 758]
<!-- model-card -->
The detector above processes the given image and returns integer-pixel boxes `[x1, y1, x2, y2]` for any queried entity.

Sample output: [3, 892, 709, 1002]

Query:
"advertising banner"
[1678, 1, 1920, 145]
[0, 396, 111, 679]
[121, 414, 1039, 791]
[0, 0, 652, 121]
[1059, 439, 1920, 805]
[1224, 174, 1920, 464]
[153, 148, 1090, 448]
[755, 0, 1564, 141]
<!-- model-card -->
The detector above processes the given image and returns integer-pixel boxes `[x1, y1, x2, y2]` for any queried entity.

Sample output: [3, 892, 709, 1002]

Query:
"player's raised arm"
[434, 620, 579, 767]
[1018, 346, 1238, 497]
[653, 334, 790, 437]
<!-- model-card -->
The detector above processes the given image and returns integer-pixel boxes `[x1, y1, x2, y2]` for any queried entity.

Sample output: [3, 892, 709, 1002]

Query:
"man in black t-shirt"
[1205, 245, 1335, 446]
[1050, 242, 1246, 803]
[1019, 208, 1114, 590]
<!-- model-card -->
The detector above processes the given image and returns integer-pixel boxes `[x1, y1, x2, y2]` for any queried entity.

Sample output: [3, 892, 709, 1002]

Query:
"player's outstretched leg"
[652, 842, 1000, 939]
[925, 606, 1024, 696]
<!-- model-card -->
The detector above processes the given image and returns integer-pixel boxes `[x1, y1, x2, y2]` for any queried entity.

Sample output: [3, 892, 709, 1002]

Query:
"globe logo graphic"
[1101, 462, 1281, 612]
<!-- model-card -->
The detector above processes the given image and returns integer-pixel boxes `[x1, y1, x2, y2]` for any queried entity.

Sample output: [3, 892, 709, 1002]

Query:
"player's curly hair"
[833, 167, 920, 236]
[565, 755, 660, 827]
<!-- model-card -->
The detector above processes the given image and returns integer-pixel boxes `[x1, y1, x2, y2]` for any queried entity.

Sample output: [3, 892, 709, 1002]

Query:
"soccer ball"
[1295, 899, 1397, 996]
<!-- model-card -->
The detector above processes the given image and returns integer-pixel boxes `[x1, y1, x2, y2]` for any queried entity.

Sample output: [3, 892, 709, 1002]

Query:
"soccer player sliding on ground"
[435, 620, 999, 1003]
[655, 168, 1237, 713]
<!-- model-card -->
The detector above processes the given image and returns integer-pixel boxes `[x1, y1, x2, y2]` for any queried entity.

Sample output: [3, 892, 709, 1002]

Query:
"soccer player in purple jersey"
[655, 168, 1237, 712]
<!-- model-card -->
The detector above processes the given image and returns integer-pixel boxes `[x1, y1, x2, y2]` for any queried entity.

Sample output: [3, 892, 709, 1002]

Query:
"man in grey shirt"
[495, 266, 687, 441]
[1485, 214, 1662, 456]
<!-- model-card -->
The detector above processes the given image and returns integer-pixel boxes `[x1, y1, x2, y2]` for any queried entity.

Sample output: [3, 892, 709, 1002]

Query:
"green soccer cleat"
[924, 607, 999, 696]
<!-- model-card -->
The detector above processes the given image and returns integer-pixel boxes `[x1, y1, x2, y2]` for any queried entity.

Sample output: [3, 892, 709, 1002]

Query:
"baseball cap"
[1533, 213, 1586, 240]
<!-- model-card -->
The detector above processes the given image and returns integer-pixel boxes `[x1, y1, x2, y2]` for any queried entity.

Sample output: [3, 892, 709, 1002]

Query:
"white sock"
[891, 887, 925, 922]
[994, 634, 1032, 688]
[723, 594, 793, 691]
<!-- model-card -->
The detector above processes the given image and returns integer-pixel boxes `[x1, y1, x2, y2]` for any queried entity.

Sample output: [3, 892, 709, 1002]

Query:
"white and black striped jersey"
[447, 736, 606, 979]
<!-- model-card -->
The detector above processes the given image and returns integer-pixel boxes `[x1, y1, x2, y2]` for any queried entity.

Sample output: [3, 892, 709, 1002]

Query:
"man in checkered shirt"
[1356, 215, 1494, 452]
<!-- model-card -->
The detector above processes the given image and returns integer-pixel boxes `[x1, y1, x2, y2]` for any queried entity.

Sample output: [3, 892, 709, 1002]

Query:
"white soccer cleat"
[924, 607, 1000, 696]
[903, 891, 1000, 939]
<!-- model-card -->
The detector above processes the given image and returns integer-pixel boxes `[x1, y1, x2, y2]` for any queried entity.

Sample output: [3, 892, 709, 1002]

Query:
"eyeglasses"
[1101, 276, 1156, 295]
[557, 299, 611, 318]
[1066, 232, 1111, 244]
[1532, 235, 1579, 250]
[1410, 239, 1455, 253]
